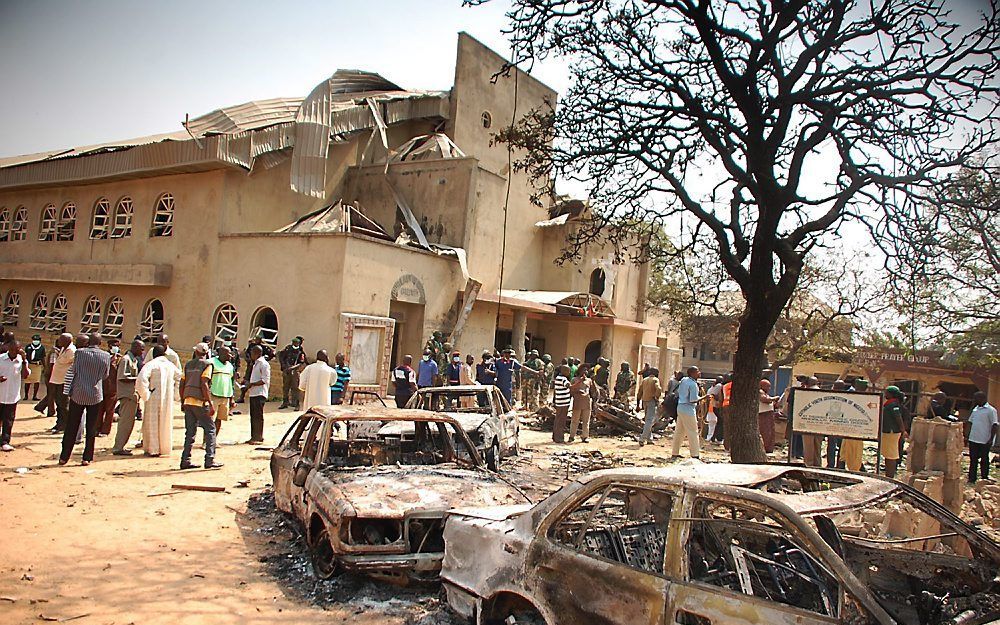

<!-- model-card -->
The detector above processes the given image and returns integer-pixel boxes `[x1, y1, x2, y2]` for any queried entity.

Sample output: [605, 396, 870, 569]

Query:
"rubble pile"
[962, 480, 1000, 537]
[905, 418, 965, 514]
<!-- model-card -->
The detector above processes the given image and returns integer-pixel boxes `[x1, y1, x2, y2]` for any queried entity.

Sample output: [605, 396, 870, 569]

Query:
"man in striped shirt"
[330, 352, 351, 405]
[551, 365, 572, 443]
[59, 333, 111, 466]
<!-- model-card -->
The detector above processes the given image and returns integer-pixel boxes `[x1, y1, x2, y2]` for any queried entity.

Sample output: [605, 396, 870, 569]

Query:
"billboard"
[790, 389, 882, 441]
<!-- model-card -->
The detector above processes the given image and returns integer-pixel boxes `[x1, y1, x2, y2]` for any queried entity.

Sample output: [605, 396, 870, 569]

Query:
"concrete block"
[942, 477, 964, 515]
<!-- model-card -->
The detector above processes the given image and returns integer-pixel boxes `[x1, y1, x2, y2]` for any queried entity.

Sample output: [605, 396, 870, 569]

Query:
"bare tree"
[474, 0, 1000, 462]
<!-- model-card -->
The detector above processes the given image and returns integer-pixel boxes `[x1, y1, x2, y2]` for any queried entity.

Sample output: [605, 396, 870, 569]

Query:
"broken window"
[111, 197, 133, 238]
[11, 206, 27, 241]
[213, 304, 238, 344]
[278, 414, 314, 452]
[47, 293, 68, 333]
[102, 297, 124, 339]
[550, 484, 674, 575]
[57, 202, 76, 241]
[139, 299, 164, 341]
[481, 111, 492, 128]
[686, 498, 839, 618]
[29, 292, 48, 331]
[38, 204, 57, 241]
[149, 193, 174, 237]
[0, 207, 9, 242]
[3, 290, 19, 326]
[90, 198, 110, 239]
[250, 306, 279, 347]
[81, 296, 102, 333]
[323, 419, 475, 469]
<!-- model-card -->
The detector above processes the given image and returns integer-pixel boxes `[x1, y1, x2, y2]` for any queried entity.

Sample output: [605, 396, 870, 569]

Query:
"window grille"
[213, 304, 238, 344]
[102, 297, 124, 339]
[11, 207, 27, 241]
[0, 208, 9, 242]
[29, 292, 48, 331]
[47, 293, 68, 333]
[81, 296, 102, 332]
[57, 202, 76, 241]
[111, 197, 133, 238]
[150, 193, 174, 237]
[139, 299, 164, 341]
[39, 204, 57, 241]
[2, 291, 19, 326]
[90, 198, 110, 239]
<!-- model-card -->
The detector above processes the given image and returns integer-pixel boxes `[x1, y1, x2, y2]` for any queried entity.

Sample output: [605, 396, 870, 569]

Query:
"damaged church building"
[0, 33, 673, 394]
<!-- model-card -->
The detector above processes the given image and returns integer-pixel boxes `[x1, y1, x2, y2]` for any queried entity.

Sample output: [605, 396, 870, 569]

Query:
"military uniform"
[541, 359, 555, 407]
[522, 354, 545, 411]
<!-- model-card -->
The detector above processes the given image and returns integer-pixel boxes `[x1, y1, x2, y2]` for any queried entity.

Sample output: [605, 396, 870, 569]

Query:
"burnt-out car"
[270, 406, 529, 584]
[442, 463, 1000, 625]
[405, 385, 519, 471]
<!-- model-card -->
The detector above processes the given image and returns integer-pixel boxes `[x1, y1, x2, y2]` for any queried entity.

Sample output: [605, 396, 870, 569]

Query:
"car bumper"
[339, 552, 443, 574]
[442, 579, 480, 621]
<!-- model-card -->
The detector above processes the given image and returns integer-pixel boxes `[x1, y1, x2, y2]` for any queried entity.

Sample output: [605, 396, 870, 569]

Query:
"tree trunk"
[727, 300, 780, 464]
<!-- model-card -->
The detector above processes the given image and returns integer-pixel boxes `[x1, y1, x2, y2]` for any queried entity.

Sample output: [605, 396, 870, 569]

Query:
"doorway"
[389, 300, 425, 366]
[585, 340, 602, 365]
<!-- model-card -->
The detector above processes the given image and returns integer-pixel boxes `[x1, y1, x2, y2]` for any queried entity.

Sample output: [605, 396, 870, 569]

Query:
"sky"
[0, 0, 569, 158]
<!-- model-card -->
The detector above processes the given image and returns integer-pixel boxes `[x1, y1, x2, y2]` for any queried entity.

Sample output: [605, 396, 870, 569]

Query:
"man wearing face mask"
[417, 349, 438, 389]
[24, 334, 45, 402]
[97, 338, 122, 437]
[476, 352, 495, 408]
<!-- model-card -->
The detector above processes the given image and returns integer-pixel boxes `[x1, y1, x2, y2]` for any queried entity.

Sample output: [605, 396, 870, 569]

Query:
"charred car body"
[405, 385, 519, 471]
[270, 406, 529, 583]
[442, 463, 1000, 625]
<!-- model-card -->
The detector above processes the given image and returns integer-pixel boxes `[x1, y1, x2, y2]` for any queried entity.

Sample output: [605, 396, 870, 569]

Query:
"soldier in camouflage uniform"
[436, 341, 452, 386]
[541, 354, 555, 407]
[521, 350, 545, 411]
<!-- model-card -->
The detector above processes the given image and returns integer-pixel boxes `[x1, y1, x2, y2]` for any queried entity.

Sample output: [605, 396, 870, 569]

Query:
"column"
[601, 324, 614, 360]
[512, 310, 527, 358]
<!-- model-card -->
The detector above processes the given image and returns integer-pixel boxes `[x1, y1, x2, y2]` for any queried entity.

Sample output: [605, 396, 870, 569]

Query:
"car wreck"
[270, 406, 529, 584]
[405, 385, 519, 470]
[441, 463, 1000, 625]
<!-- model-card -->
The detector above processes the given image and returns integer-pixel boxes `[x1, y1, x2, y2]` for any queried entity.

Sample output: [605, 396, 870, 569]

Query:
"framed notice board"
[788, 389, 883, 473]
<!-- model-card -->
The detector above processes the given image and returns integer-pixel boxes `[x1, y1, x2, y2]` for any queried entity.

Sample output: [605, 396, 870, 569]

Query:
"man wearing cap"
[179, 343, 222, 469]
[24, 334, 45, 402]
[209, 346, 236, 437]
[278, 336, 306, 410]
[881, 386, 909, 478]
[136, 343, 181, 457]
[475, 352, 495, 408]
[522, 350, 544, 412]
[614, 362, 636, 406]
[493, 349, 521, 406]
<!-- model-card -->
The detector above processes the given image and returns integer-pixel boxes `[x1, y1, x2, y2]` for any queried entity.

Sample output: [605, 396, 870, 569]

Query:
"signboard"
[789, 389, 882, 441]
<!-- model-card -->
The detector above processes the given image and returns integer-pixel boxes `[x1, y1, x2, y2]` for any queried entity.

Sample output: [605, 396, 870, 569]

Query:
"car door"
[292, 416, 326, 520]
[665, 493, 844, 625]
[528, 480, 676, 625]
[271, 414, 314, 513]
[493, 387, 518, 453]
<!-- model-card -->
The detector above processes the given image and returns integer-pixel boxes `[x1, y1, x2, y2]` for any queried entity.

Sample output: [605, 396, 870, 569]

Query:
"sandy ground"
[0, 400, 719, 625]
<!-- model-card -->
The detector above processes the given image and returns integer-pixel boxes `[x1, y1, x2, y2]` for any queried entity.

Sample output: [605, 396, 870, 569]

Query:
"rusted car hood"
[448, 504, 532, 521]
[318, 465, 528, 517]
[443, 412, 490, 432]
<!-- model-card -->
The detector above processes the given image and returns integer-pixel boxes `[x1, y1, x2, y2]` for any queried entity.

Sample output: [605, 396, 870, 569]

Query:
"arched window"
[38, 204, 57, 241]
[2, 290, 19, 326]
[584, 339, 603, 365]
[111, 196, 133, 238]
[102, 297, 124, 339]
[11, 207, 27, 241]
[0, 207, 9, 242]
[29, 292, 48, 330]
[213, 303, 239, 343]
[250, 306, 278, 347]
[47, 293, 68, 333]
[150, 193, 174, 237]
[81, 296, 102, 332]
[589, 268, 606, 297]
[90, 198, 110, 239]
[139, 298, 164, 341]
[57, 202, 77, 241]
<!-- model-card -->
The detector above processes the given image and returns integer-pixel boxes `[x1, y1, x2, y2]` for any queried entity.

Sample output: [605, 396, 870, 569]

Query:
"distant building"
[0, 34, 674, 395]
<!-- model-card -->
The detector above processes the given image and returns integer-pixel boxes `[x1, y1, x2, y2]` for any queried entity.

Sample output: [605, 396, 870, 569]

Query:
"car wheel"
[309, 526, 340, 580]
[486, 438, 501, 471]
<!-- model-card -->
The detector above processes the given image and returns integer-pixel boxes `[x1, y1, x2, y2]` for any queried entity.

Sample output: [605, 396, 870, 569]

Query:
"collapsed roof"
[0, 70, 450, 196]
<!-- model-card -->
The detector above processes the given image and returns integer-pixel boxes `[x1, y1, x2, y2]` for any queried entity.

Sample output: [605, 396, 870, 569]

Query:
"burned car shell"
[405, 385, 519, 471]
[270, 406, 529, 583]
[442, 463, 1000, 625]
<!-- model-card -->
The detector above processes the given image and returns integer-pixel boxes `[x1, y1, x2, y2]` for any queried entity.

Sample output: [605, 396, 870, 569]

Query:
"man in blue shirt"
[672, 366, 703, 459]
[493, 348, 521, 405]
[329, 352, 351, 405]
[417, 349, 438, 388]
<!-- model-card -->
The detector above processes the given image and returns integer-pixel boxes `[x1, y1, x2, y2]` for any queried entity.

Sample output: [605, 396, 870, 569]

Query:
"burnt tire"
[486, 439, 501, 471]
[308, 526, 340, 580]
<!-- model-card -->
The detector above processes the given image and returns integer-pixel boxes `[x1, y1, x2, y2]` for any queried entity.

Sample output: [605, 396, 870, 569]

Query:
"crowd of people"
[1, 325, 995, 481]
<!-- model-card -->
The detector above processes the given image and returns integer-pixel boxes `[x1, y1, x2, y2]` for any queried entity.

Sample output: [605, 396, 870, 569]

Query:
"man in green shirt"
[209, 346, 236, 438]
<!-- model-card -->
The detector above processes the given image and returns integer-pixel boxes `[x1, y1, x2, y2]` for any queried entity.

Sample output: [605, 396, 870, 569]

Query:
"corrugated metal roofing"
[184, 98, 303, 136]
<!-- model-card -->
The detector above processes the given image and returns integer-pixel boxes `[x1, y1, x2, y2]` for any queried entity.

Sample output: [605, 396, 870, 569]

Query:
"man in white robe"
[298, 350, 337, 410]
[137, 344, 181, 456]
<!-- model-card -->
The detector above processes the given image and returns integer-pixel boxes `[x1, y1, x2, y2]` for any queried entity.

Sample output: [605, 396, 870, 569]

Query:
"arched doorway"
[589, 268, 606, 296]
[250, 306, 278, 347]
[584, 340, 602, 365]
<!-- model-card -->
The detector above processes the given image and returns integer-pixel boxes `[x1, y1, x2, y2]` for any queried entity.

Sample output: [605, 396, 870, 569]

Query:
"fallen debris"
[171, 484, 227, 493]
